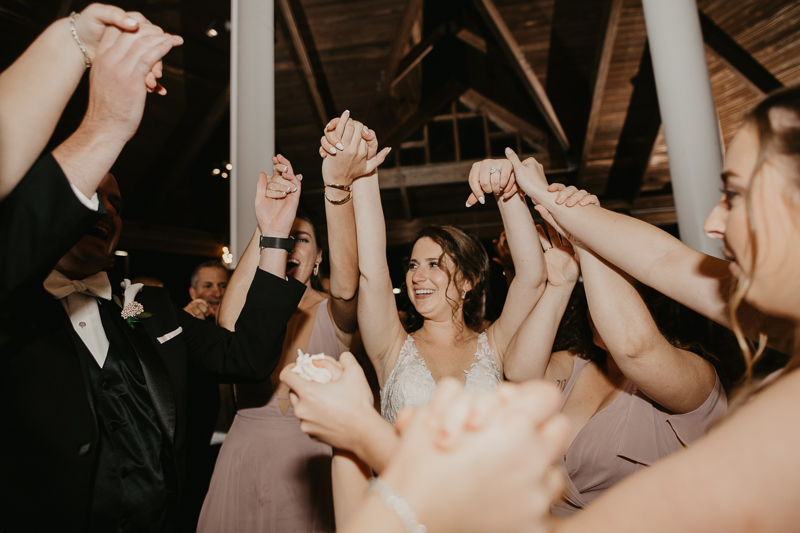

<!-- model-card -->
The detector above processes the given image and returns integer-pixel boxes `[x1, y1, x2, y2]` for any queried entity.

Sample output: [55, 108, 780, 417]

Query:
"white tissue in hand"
[291, 349, 332, 383]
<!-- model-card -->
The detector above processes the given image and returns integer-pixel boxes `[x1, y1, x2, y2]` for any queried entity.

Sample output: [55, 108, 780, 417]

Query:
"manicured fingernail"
[387, 147, 392, 153]
[293, 187, 298, 192]
[282, 165, 288, 172]
[125, 17, 137, 27]
[297, 174, 303, 181]
[330, 148, 337, 155]
[505, 147, 513, 155]
[479, 196, 485, 205]
[344, 110, 350, 115]
[466, 200, 472, 208]
[326, 121, 331, 129]
[287, 186, 292, 192]
[363, 126, 369, 133]
[336, 143, 344, 150]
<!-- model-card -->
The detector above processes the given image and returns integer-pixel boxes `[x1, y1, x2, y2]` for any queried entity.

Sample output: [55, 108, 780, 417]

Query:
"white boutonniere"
[113, 279, 152, 329]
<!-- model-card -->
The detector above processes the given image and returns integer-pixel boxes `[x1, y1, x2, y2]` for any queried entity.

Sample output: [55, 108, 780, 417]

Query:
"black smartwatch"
[259, 235, 295, 253]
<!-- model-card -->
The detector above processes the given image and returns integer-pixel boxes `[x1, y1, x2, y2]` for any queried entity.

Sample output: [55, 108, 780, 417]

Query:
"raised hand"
[538, 222, 579, 288]
[533, 184, 600, 248]
[320, 118, 370, 185]
[320, 111, 391, 181]
[465, 159, 519, 207]
[81, 20, 182, 145]
[74, 6, 181, 94]
[255, 158, 301, 239]
[266, 154, 301, 198]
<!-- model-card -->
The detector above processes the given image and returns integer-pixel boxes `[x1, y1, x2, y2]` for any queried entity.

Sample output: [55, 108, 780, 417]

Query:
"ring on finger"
[489, 167, 501, 174]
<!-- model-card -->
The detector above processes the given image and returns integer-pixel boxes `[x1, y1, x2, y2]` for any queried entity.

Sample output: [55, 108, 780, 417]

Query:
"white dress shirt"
[44, 271, 111, 368]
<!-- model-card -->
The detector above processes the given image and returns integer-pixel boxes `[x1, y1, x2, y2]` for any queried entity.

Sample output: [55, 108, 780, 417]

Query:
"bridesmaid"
[198, 114, 386, 532]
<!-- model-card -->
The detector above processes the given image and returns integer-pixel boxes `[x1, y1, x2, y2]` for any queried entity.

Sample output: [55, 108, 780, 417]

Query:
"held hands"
[382, 379, 569, 533]
[320, 110, 391, 184]
[538, 222, 579, 288]
[81, 15, 183, 144]
[533, 184, 599, 248]
[465, 159, 520, 207]
[255, 154, 302, 238]
[74, 5, 181, 95]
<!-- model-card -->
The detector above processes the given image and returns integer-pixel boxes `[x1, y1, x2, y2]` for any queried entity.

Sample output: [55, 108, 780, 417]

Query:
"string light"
[392, 288, 401, 294]
[115, 250, 129, 257]
[222, 246, 233, 264]
[225, 163, 233, 170]
[221, 172, 228, 178]
[212, 168, 220, 175]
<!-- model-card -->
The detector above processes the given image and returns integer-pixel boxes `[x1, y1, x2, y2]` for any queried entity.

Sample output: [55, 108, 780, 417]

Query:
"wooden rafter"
[472, 0, 570, 152]
[578, 0, 624, 185]
[379, 0, 424, 99]
[277, 0, 336, 126]
[313, 193, 677, 246]
[459, 89, 548, 151]
[604, 42, 661, 201]
[390, 25, 447, 91]
[698, 9, 783, 95]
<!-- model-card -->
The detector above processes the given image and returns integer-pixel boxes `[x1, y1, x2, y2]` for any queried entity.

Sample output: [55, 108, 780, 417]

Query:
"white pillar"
[641, 0, 723, 258]
[230, 0, 275, 266]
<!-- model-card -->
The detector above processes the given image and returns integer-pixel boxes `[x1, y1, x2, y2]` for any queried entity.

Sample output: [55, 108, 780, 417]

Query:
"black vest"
[81, 300, 178, 532]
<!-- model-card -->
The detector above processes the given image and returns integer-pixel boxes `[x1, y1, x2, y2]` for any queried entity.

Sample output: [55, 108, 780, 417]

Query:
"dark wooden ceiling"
[3, 0, 800, 260]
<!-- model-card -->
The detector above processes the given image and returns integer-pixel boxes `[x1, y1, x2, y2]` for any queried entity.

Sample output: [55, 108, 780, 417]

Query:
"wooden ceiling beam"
[459, 89, 549, 151]
[472, 0, 570, 152]
[277, 0, 336, 126]
[378, 0, 424, 99]
[698, 9, 782, 95]
[604, 42, 661, 202]
[390, 24, 447, 91]
[305, 155, 562, 194]
[578, 0, 624, 186]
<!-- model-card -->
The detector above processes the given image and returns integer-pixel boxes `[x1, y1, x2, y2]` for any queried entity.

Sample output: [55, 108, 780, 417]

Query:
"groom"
[0, 170, 304, 533]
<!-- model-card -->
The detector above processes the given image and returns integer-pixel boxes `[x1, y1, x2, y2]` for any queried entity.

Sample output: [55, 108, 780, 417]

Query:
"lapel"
[100, 300, 177, 445]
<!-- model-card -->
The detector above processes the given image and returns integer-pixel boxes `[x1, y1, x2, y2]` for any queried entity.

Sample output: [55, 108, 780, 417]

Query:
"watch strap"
[259, 235, 295, 252]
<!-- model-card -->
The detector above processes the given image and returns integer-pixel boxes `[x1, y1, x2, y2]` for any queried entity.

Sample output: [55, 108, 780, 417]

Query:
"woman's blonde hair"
[728, 85, 800, 399]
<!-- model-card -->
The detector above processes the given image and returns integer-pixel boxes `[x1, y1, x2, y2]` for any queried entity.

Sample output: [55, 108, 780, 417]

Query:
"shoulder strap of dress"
[558, 357, 591, 411]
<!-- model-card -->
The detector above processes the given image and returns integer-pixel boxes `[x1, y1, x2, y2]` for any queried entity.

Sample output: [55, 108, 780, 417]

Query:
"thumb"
[366, 146, 392, 173]
[504, 146, 523, 172]
[339, 351, 360, 370]
[256, 172, 268, 200]
[85, 4, 139, 31]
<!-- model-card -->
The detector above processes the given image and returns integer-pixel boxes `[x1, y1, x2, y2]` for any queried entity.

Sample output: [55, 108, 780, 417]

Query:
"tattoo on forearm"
[556, 379, 566, 391]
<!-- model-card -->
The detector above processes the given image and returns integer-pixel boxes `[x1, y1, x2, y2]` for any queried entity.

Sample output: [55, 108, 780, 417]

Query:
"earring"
[462, 289, 467, 299]
[313, 263, 320, 276]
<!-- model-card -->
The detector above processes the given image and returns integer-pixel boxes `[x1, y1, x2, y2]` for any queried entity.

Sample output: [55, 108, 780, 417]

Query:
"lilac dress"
[198, 301, 340, 532]
[552, 357, 727, 517]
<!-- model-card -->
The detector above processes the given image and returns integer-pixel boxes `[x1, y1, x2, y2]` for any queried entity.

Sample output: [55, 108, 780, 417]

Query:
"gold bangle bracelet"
[324, 183, 352, 205]
[324, 191, 352, 205]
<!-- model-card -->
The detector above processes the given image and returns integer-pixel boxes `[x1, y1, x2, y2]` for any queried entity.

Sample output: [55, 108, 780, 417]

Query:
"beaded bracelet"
[368, 477, 427, 533]
[69, 12, 92, 69]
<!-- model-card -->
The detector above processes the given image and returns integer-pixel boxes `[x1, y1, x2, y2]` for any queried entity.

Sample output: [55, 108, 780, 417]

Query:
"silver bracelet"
[69, 12, 92, 69]
[368, 477, 427, 533]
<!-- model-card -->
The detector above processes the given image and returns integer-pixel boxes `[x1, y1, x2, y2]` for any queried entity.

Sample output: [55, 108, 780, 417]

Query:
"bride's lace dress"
[380, 331, 502, 424]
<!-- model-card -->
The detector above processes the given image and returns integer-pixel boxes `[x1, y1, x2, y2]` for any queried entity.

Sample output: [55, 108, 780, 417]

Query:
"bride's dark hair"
[402, 225, 490, 332]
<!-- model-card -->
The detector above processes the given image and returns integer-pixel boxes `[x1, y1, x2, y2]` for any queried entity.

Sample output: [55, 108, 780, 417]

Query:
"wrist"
[258, 226, 290, 239]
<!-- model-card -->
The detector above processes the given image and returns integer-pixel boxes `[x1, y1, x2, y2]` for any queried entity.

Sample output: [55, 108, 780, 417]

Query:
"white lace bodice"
[380, 332, 502, 424]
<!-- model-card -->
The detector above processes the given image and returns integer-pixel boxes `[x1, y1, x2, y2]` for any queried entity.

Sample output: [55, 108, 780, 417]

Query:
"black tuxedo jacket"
[0, 154, 306, 532]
